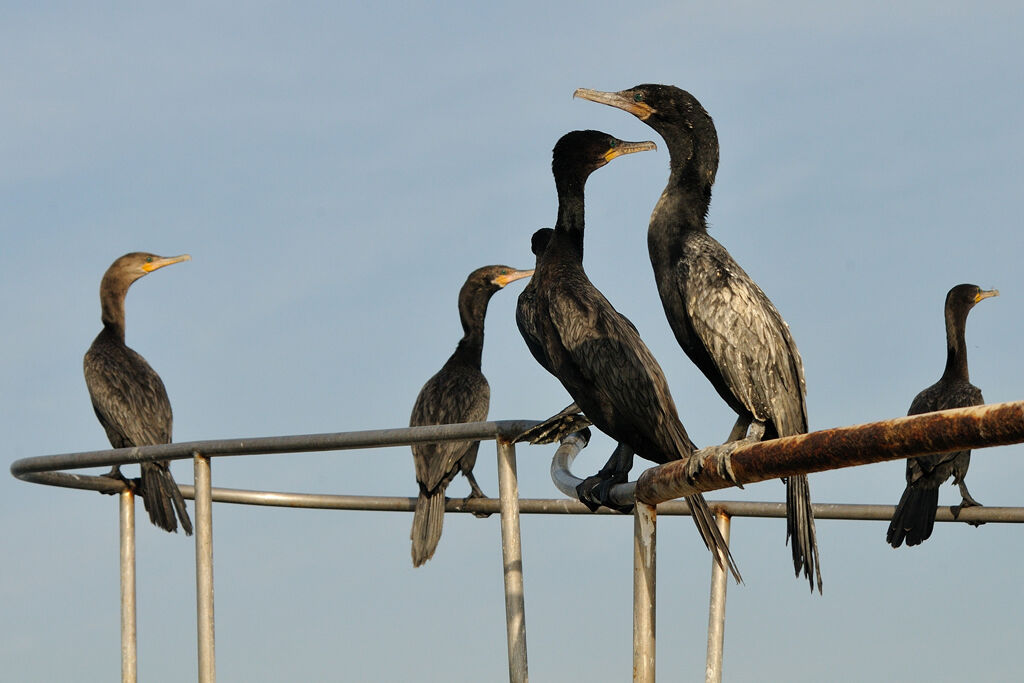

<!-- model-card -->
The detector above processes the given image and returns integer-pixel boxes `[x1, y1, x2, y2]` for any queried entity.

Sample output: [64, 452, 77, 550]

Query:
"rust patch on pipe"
[637, 401, 1024, 505]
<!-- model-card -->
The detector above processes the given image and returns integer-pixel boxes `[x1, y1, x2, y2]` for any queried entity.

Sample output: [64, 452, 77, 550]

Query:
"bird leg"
[516, 403, 593, 444]
[463, 470, 493, 519]
[688, 419, 766, 487]
[951, 476, 984, 527]
[98, 466, 136, 496]
[725, 414, 753, 443]
[576, 442, 635, 514]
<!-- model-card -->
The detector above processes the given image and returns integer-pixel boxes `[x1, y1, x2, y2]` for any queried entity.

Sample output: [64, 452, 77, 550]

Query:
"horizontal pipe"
[21, 473, 1022, 523]
[10, 420, 539, 477]
[637, 401, 1024, 505]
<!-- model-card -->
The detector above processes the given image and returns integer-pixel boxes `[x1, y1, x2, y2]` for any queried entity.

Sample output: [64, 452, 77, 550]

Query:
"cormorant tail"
[887, 485, 939, 548]
[411, 488, 446, 567]
[786, 474, 821, 592]
[686, 493, 742, 583]
[139, 462, 193, 535]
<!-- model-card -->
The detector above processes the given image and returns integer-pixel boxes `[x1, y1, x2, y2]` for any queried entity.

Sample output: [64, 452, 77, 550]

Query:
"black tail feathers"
[887, 484, 939, 548]
[687, 493, 742, 584]
[411, 488, 446, 567]
[786, 474, 822, 593]
[139, 461, 192, 535]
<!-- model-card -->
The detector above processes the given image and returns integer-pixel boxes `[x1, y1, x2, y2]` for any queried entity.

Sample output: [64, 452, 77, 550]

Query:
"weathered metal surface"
[496, 441, 529, 683]
[637, 401, 1024, 505]
[704, 513, 730, 683]
[194, 453, 216, 683]
[632, 502, 656, 683]
[119, 490, 137, 683]
[10, 421, 538, 476]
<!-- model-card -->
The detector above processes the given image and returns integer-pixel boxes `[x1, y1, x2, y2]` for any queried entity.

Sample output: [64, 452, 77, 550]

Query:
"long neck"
[650, 128, 714, 237]
[942, 306, 970, 381]
[453, 293, 489, 368]
[100, 278, 129, 343]
[554, 174, 586, 259]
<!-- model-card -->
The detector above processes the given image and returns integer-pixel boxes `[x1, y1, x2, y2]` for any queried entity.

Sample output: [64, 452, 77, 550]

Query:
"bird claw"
[690, 442, 744, 488]
[98, 467, 135, 496]
[516, 415, 593, 444]
[464, 491, 493, 519]
[576, 470, 633, 514]
[951, 498, 985, 527]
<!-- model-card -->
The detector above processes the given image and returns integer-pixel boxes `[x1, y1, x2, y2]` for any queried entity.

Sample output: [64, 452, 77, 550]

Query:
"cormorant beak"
[605, 140, 657, 163]
[975, 288, 999, 303]
[575, 88, 655, 120]
[142, 254, 192, 273]
[493, 269, 533, 288]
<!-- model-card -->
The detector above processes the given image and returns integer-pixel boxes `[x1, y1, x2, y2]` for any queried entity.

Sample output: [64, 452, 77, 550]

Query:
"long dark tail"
[411, 488, 446, 567]
[686, 493, 742, 583]
[786, 474, 821, 592]
[139, 461, 193, 535]
[887, 484, 939, 548]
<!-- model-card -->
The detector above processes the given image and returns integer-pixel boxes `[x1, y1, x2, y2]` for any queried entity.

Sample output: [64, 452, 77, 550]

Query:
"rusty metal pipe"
[638, 401, 1024, 505]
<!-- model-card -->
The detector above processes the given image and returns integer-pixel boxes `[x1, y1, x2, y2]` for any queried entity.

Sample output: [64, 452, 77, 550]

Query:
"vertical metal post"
[704, 512, 731, 683]
[496, 440, 529, 683]
[633, 502, 657, 683]
[194, 452, 216, 683]
[120, 489, 137, 683]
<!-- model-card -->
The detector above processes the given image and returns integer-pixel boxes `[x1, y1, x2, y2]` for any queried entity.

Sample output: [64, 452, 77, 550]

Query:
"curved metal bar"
[10, 420, 539, 478]
[549, 434, 637, 509]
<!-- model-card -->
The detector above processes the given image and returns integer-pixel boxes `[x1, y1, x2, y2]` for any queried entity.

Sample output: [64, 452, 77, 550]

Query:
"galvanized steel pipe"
[194, 453, 216, 683]
[632, 502, 656, 683]
[496, 440, 528, 683]
[119, 490, 137, 683]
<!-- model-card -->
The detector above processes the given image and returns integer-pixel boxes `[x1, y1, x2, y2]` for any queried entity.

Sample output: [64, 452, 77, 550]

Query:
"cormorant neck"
[554, 176, 586, 257]
[942, 307, 970, 381]
[100, 280, 129, 343]
[454, 292, 490, 368]
[655, 160, 712, 233]
[650, 127, 714, 235]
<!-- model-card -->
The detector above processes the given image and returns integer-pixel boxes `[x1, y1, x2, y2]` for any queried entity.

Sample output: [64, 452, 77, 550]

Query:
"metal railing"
[11, 401, 1024, 683]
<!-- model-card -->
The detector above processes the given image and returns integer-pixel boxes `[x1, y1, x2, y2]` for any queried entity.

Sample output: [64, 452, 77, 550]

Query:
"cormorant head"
[574, 85, 718, 185]
[946, 283, 998, 316]
[462, 264, 533, 301]
[457, 265, 533, 333]
[551, 130, 656, 190]
[101, 252, 191, 292]
[530, 228, 554, 258]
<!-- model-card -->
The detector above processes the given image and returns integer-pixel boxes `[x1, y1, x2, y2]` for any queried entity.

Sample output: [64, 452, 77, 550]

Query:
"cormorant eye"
[633, 93, 644, 102]
[145, 257, 153, 263]
[609, 140, 617, 148]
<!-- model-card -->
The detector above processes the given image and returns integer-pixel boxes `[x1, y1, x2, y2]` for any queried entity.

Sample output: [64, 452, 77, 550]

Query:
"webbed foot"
[576, 469, 633, 514]
[516, 404, 593, 444]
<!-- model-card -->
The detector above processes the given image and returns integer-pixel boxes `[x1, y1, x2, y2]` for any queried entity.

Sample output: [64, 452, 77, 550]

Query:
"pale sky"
[3, 3, 1022, 681]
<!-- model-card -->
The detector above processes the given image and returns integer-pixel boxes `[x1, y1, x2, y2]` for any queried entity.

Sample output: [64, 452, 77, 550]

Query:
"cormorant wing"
[679, 251, 807, 436]
[410, 365, 490, 492]
[550, 287, 692, 456]
[84, 345, 173, 447]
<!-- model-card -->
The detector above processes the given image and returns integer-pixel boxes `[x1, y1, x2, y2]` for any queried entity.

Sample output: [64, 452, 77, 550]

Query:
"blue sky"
[3, 3, 1022, 681]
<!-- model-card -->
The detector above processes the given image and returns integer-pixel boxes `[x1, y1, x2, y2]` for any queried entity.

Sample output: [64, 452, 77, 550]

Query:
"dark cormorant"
[410, 264, 533, 567]
[576, 85, 820, 591]
[887, 284, 998, 548]
[516, 130, 740, 580]
[84, 252, 193, 535]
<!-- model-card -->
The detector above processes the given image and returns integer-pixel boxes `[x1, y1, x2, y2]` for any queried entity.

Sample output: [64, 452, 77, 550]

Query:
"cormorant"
[887, 284, 998, 548]
[576, 85, 820, 591]
[514, 227, 591, 445]
[516, 130, 740, 580]
[84, 252, 193, 535]
[410, 264, 533, 567]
